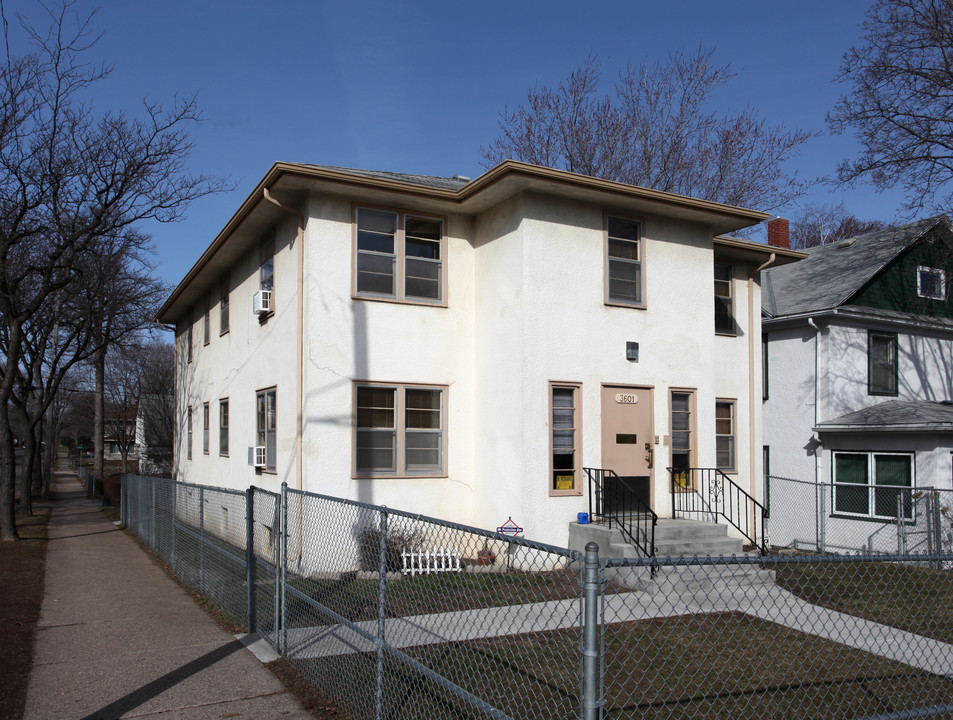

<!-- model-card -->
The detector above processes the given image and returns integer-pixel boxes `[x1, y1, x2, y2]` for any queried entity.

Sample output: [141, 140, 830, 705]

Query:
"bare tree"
[830, 0, 953, 213]
[788, 202, 889, 249]
[135, 341, 174, 476]
[483, 49, 818, 211]
[0, 3, 223, 541]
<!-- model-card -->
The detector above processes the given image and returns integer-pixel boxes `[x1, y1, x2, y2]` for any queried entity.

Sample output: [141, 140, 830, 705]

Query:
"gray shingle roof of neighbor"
[761, 215, 953, 318]
[303, 164, 472, 191]
[815, 399, 953, 432]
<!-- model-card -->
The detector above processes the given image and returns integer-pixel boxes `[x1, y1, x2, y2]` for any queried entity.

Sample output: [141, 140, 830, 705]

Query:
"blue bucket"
[577, 512, 589, 524]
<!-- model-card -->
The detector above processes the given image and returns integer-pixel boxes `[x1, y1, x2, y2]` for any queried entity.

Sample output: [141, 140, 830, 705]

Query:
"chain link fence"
[122, 475, 953, 719]
[766, 475, 953, 557]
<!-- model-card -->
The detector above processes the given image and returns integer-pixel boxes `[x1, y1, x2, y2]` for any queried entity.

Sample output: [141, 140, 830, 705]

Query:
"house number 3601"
[615, 393, 638, 404]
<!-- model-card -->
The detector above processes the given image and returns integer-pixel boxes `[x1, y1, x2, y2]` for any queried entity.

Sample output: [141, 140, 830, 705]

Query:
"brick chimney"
[767, 218, 790, 249]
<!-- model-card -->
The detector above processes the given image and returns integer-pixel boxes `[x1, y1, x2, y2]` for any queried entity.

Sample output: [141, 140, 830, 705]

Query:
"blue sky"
[6, 0, 909, 286]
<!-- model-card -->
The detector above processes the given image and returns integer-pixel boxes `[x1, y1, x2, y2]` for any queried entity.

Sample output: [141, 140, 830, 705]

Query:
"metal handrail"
[584, 467, 657, 559]
[669, 467, 766, 554]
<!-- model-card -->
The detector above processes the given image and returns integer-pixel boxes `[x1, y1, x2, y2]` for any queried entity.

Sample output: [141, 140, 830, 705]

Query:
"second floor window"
[714, 263, 735, 334]
[355, 208, 445, 304]
[606, 216, 643, 306]
[220, 278, 230, 335]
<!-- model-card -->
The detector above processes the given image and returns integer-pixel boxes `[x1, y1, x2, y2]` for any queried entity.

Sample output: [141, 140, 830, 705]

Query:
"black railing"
[669, 467, 766, 554]
[584, 467, 657, 559]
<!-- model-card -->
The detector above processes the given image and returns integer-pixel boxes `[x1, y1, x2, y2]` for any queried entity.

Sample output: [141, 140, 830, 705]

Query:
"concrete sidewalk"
[24, 463, 312, 720]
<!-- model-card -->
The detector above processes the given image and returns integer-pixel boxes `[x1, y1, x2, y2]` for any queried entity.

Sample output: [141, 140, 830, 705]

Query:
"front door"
[601, 384, 655, 509]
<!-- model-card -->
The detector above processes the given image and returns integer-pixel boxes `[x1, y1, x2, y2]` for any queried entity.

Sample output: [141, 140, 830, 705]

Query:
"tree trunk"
[0, 404, 18, 541]
[15, 403, 35, 518]
[93, 344, 106, 480]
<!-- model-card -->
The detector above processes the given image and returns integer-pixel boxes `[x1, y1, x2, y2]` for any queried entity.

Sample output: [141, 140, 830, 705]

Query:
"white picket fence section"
[400, 546, 462, 576]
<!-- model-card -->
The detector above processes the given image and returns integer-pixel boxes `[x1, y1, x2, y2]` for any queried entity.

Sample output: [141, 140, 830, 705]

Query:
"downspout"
[263, 188, 305, 492]
[807, 316, 823, 551]
[748, 252, 775, 546]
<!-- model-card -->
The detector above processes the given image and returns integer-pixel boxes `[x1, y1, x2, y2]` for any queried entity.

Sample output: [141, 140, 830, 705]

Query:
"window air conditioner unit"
[253, 446, 267, 468]
[253, 290, 272, 315]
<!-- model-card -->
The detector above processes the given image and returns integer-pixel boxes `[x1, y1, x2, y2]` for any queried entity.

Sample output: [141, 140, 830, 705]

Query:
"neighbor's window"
[354, 383, 445, 476]
[202, 402, 209, 454]
[187, 310, 193, 363]
[256, 388, 277, 472]
[606, 215, 643, 306]
[187, 406, 193, 460]
[220, 277, 230, 335]
[714, 263, 734, 334]
[550, 383, 582, 495]
[355, 208, 445, 304]
[715, 399, 736, 472]
[868, 331, 898, 396]
[219, 399, 229, 456]
[834, 452, 912, 520]
[671, 390, 694, 490]
[762, 333, 769, 401]
[917, 266, 946, 300]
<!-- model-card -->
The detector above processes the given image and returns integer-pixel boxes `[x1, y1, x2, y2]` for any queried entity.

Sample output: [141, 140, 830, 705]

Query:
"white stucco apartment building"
[156, 161, 800, 548]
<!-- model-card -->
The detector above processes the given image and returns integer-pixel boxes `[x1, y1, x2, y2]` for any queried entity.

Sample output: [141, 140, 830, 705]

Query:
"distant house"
[762, 216, 953, 552]
[155, 160, 801, 548]
[104, 403, 138, 468]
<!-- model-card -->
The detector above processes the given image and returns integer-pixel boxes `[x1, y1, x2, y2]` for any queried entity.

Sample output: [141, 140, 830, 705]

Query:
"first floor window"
[219, 399, 229, 456]
[715, 399, 736, 471]
[202, 403, 209, 454]
[671, 391, 694, 490]
[187, 407, 193, 460]
[355, 383, 445, 476]
[257, 388, 277, 472]
[834, 452, 913, 520]
[868, 331, 898, 396]
[551, 383, 581, 495]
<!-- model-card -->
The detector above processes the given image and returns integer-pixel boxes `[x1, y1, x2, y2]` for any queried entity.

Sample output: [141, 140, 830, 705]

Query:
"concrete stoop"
[569, 519, 776, 594]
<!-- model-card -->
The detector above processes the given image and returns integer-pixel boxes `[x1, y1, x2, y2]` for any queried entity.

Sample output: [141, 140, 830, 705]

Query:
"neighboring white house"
[762, 216, 953, 552]
[155, 160, 801, 548]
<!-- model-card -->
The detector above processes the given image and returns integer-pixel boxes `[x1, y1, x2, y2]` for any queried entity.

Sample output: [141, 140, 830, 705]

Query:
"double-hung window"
[715, 399, 736, 472]
[202, 403, 209, 454]
[355, 383, 445, 476]
[220, 278, 230, 335]
[187, 407, 193, 460]
[868, 331, 898, 396]
[834, 452, 913, 520]
[606, 216, 643, 306]
[355, 208, 445, 304]
[550, 383, 582, 495]
[260, 239, 274, 315]
[256, 388, 277, 472]
[714, 263, 734, 334]
[187, 311, 193, 363]
[219, 399, 229, 456]
[203, 297, 210, 345]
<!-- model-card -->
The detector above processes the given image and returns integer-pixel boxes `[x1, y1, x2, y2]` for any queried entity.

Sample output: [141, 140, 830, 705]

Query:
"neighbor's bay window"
[355, 208, 445, 304]
[834, 452, 912, 520]
[355, 383, 445, 476]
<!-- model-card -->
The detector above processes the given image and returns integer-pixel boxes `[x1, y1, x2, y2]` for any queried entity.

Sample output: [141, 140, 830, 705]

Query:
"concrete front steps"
[568, 518, 776, 593]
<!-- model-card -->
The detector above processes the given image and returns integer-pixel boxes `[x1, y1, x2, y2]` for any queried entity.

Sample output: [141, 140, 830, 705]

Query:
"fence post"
[376, 509, 389, 720]
[581, 542, 602, 720]
[280, 482, 288, 655]
[247, 486, 257, 634]
[199, 486, 206, 596]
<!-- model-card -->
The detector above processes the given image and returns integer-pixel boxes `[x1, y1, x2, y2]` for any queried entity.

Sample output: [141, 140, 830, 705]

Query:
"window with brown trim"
[202, 402, 209, 454]
[220, 277, 230, 335]
[354, 383, 446, 477]
[219, 399, 229, 456]
[714, 263, 735, 334]
[606, 216, 643, 307]
[715, 399, 736, 472]
[550, 382, 582, 495]
[671, 390, 695, 490]
[355, 208, 445, 304]
[186, 406, 193, 460]
[256, 387, 277, 472]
